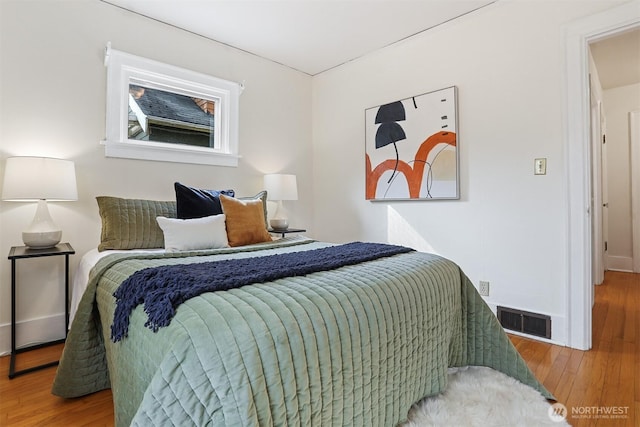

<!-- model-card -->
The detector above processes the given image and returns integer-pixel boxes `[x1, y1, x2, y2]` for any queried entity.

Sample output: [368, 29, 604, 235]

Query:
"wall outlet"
[479, 281, 490, 296]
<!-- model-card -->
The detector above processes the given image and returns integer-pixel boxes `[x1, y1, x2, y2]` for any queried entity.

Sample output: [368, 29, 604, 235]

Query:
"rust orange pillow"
[220, 194, 272, 247]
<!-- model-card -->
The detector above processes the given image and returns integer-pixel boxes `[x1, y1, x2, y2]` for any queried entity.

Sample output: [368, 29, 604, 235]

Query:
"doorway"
[565, 2, 640, 350]
[591, 29, 640, 277]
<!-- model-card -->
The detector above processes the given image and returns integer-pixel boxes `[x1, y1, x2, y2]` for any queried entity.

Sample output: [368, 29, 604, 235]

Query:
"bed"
[52, 185, 552, 426]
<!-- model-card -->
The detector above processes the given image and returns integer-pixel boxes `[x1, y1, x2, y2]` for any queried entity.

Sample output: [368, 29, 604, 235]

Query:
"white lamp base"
[22, 230, 62, 249]
[270, 200, 289, 230]
[22, 200, 62, 248]
[270, 218, 289, 231]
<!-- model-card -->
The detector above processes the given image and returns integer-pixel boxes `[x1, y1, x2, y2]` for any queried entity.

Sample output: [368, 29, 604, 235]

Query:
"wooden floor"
[0, 271, 637, 426]
[510, 270, 639, 426]
[0, 342, 113, 426]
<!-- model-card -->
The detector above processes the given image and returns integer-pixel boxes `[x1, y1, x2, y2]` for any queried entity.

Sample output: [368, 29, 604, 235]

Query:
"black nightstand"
[268, 228, 307, 238]
[8, 242, 75, 379]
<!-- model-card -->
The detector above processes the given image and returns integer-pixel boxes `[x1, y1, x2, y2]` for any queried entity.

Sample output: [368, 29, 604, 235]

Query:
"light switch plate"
[534, 158, 547, 175]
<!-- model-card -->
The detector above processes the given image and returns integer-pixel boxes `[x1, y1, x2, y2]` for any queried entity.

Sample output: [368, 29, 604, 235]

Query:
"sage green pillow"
[97, 196, 177, 251]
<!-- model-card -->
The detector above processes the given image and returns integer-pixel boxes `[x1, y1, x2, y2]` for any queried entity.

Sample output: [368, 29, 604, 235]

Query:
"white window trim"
[103, 44, 242, 167]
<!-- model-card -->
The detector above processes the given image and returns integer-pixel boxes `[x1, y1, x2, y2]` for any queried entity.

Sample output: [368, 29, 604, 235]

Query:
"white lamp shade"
[2, 157, 78, 201]
[263, 174, 298, 201]
[2, 157, 77, 248]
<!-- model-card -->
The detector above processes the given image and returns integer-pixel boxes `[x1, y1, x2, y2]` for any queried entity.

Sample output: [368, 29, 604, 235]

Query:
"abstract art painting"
[365, 86, 458, 200]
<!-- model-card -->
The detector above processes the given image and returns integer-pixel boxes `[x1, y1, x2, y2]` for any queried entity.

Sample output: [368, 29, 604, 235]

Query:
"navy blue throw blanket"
[111, 242, 413, 342]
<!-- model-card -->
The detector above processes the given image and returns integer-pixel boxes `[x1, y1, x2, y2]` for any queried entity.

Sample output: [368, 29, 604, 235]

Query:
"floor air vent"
[497, 306, 551, 339]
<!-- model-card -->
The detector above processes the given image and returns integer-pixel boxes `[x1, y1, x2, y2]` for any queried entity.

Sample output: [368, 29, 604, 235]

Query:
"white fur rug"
[401, 366, 569, 427]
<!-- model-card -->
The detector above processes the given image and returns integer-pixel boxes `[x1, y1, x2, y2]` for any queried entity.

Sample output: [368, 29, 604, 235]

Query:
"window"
[103, 45, 242, 166]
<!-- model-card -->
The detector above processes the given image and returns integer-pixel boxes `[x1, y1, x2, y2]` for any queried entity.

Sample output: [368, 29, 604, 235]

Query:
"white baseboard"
[0, 313, 66, 356]
[606, 255, 633, 272]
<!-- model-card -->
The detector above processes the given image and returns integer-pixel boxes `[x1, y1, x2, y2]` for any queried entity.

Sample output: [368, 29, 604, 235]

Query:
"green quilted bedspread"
[52, 237, 551, 426]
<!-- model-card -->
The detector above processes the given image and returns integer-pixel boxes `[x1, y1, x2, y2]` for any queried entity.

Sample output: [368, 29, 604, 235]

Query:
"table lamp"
[263, 173, 298, 231]
[2, 157, 78, 248]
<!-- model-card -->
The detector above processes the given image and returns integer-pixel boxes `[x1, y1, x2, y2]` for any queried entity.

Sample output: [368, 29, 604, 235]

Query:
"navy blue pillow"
[174, 182, 235, 219]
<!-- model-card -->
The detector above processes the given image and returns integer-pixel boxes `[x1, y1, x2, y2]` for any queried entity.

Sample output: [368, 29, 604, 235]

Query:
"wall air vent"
[497, 306, 551, 339]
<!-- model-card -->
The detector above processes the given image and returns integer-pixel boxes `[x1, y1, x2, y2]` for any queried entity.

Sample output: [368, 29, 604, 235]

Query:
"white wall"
[312, 0, 627, 345]
[0, 0, 312, 354]
[603, 82, 640, 271]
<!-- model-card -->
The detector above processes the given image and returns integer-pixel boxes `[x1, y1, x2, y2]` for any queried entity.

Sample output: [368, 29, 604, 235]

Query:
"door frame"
[631, 111, 640, 273]
[590, 90, 605, 287]
[564, 2, 640, 350]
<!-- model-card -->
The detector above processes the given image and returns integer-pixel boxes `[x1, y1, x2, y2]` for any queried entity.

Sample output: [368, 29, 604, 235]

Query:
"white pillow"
[156, 214, 228, 252]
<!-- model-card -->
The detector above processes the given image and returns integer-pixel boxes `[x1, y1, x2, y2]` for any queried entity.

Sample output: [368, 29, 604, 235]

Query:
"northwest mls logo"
[548, 403, 568, 422]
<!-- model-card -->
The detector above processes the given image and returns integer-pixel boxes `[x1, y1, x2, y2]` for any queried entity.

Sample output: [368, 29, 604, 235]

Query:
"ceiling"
[590, 28, 640, 90]
[103, 0, 495, 76]
[101, 1, 639, 85]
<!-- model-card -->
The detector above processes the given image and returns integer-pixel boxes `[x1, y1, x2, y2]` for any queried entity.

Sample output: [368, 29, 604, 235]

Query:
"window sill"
[101, 140, 240, 167]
